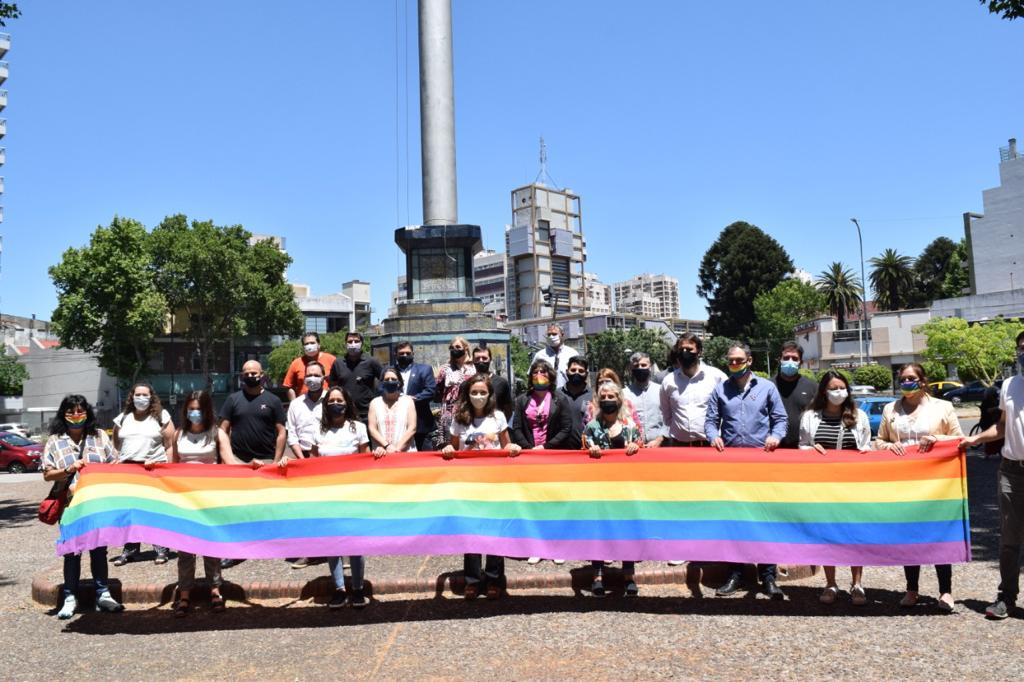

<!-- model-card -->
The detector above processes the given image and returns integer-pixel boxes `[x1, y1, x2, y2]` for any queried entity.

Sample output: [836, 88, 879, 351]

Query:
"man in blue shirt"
[705, 342, 788, 600]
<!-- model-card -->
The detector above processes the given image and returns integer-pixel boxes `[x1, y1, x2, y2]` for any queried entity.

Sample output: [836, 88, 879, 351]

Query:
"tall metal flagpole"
[418, 0, 458, 226]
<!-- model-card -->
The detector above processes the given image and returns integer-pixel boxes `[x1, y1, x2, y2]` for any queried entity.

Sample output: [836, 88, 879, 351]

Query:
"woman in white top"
[112, 382, 174, 566]
[798, 370, 871, 606]
[442, 375, 521, 600]
[169, 390, 245, 617]
[367, 366, 417, 455]
[311, 387, 371, 609]
[876, 362, 964, 612]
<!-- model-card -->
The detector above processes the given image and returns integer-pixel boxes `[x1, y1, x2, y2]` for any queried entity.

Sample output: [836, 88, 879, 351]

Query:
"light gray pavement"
[2, 449, 1023, 680]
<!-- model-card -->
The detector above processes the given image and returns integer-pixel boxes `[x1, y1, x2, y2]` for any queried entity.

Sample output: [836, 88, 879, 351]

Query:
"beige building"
[794, 308, 931, 373]
[613, 273, 680, 320]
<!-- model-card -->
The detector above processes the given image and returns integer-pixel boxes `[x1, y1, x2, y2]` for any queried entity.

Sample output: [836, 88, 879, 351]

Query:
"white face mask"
[547, 334, 561, 347]
[133, 395, 151, 411]
[469, 394, 489, 410]
[304, 343, 319, 355]
[304, 376, 324, 392]
[826, 389, 848, 405]
[346, 342, 361, 353]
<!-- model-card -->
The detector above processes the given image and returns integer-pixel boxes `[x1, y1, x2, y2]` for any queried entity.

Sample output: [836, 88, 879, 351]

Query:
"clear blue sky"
[3, 1, 1022, 324]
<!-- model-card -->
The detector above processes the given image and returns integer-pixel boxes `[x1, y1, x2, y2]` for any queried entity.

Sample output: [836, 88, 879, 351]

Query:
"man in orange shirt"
[283, 332, 337, 401]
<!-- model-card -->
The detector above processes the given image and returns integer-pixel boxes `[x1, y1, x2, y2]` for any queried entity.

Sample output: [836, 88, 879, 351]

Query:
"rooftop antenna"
[534, 136, 559, 188]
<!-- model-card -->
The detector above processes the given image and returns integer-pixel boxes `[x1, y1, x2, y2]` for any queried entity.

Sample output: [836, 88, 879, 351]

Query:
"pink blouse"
[525, 391, 553, 447]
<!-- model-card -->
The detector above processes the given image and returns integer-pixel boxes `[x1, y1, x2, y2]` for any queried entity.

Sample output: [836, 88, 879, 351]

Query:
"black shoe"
[220, 558, 244, 569]
[624, 580, 639, 598]
[985, 599, 1010, 620]
[591, 579, 606, 597]
[328, 590, 347, 609]
[763, 578, 785, 601]
[349, 590, 367, 609]
[154, 549, 169, 565]
[716, 575, 743, 596]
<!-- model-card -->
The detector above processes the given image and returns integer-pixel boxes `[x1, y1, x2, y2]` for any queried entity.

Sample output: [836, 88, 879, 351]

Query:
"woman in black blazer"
[510, 359, 576, 450]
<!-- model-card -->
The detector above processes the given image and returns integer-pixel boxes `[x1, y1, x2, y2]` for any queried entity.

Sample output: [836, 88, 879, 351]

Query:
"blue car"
[855, 396, 898, 437]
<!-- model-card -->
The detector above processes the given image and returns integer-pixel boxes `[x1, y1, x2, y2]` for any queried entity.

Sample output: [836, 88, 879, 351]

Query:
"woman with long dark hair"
[433, 336, 476, 449]
[41, 394, 123, 619]
[798, 370, 871, 605]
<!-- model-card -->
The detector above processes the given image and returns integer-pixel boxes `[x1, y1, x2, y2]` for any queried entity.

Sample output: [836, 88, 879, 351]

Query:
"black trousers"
[464, 554, 504, 585]
[725, 562, 777, 584]
[414, 433, 431, 452]
[904, 565, 952, 594]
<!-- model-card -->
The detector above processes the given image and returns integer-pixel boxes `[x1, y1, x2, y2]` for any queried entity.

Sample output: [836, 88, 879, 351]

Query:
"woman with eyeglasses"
[41, 395, 124, 620]
[876, 362, 963, 612]
[433, 336, 476, 450]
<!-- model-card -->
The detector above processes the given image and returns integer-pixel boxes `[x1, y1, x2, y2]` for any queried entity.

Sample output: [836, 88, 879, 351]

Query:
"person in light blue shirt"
[704, 342, 788, 601]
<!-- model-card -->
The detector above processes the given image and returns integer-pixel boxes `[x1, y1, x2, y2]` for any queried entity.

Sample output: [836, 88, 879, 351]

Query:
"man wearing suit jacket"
[395, 341, 437, 451]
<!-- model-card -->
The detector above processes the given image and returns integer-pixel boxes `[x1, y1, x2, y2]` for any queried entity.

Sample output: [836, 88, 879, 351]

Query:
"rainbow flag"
[56, 441, 971, 566]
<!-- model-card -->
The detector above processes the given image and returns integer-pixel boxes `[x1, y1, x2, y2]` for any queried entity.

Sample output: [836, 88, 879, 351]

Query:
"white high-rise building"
[473, 249, 507, 317]
[584, 272, 612, 315]
[613, 273, 680, 320]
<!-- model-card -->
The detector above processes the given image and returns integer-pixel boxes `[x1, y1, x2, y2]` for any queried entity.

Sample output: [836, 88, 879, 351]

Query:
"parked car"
[855, 396, 899, 437]
[0, 422, 30, 438]
[927, 381, 963, 398]
[0, 431, 43, 473]
[944, 380, 1001, 405]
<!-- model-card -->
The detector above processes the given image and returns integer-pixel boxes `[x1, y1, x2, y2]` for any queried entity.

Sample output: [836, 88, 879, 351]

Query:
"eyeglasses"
[727, 359, 747, 366]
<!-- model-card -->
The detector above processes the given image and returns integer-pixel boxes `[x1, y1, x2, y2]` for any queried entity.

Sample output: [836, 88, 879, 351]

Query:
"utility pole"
[850, 218, 868, 366]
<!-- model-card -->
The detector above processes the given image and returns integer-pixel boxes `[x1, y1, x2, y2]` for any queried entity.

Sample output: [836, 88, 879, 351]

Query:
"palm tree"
[816, 262, 863, 330]
[869, 248, 916, 311]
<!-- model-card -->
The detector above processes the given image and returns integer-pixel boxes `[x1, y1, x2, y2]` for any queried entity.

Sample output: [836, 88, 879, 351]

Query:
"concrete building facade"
[292, 280, 372, 334]
[794, 308, 931, 373]
[613, 273, 680, 320]
[472, 249, 507, 317]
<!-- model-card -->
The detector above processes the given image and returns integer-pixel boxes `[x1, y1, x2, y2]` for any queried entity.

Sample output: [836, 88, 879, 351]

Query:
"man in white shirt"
[660, 333, 727, 446]
[531, 323, 578, 390]
[961, 329, 1024, 620]
[281, 360, 325, 570]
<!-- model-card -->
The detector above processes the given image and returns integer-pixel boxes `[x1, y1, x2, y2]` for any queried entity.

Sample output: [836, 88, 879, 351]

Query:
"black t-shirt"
[219, 389, 286, 461]
[487, 374, 514, 419]
[329, 353, 383, 418]
[771, 374, 817, 448]
[561, 385, 592, 449]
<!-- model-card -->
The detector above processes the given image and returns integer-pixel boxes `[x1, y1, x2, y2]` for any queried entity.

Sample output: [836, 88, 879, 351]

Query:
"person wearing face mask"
[961, 330, 1024, 620]
[770, 341, 817, 449]
[471, 345, 513, 419]
[368, 367, 417, 454]
[705, 342, 788, 600]
[434, 336, 476, 450]
[43, 395, 123, 620]
[441, 374, 521, 599]
[562, 355, 593, 448]
[170, 390, 245, 616]
[876, 362, 963, 612]
[625, 352, 667, 449]
[532, 324, 578, 390]
[111, 382, 174, 566]
[328, 331, 383, 425]
[219, 360, 287, 467]
[660, 334, 727, 448]
[584, 381, 643, 597]
[282, 332, 337, 402]
[798, 371, 872, 606]
[393, 342, 437, 451]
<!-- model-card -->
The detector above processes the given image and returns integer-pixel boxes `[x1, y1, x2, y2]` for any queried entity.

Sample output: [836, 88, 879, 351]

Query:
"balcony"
[0, 119, 6, 139]
[0, 62, 7, 86]
[0, 90, 7, 112]
[0, 176, 5, 194]
[0, 34, 8, 59]
[0, 148, 6, 165]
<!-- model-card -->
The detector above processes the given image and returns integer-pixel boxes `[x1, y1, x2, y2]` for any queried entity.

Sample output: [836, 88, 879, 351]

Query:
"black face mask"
[599, 400, 619, 415]
[567, 373, 587, 387]
[396, 355, 413, 368]
[450, 348, 466, 360]
[631, 368, 651, 383]
[242, 375, 261, 388]
[382, 380, 401, 394]
[679, 350, 699, 368]
[327, 403, 346, 416]
[473, 361, 491, 374]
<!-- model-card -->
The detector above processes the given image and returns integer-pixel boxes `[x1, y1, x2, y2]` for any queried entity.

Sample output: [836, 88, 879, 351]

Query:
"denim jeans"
[464, 554, 505, 586]
[62, 547, 109, 598]
[328, 556, 364, 592]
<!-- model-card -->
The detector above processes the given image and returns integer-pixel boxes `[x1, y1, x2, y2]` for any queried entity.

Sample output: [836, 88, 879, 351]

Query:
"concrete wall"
[21, 347, 119, 426]
[970, 154, 1024, 296]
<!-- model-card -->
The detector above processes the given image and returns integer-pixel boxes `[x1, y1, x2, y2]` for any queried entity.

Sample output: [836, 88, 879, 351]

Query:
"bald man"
[219, 360, 287, 466]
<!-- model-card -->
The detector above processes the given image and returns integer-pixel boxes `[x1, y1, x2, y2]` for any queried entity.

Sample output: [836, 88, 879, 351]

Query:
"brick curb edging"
[32, 563, 818, 607]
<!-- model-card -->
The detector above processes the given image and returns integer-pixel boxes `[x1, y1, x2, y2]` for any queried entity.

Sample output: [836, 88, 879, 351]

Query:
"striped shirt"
[812, 415, 858, 450]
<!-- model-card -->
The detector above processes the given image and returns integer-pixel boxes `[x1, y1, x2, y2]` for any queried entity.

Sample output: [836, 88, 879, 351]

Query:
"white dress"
[370, 395, 417, 451]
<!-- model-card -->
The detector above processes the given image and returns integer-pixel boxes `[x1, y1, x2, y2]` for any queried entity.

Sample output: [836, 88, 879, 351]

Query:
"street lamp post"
[850, 218, 868, 366]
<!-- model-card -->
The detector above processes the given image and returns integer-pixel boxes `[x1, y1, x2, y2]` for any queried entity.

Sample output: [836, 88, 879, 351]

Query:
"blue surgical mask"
[187, 410, 203, 425]
[779, 360, 800, 377]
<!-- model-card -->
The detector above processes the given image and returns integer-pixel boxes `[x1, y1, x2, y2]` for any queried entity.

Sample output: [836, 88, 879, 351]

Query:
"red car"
[0, 431, 43, 473]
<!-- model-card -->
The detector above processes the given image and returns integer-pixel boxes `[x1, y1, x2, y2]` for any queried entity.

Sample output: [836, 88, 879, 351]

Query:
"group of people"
[42, 325, 1024, 622]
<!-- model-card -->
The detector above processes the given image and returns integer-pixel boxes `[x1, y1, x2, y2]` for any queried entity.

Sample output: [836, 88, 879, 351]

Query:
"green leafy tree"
[752, 279, 826, 360]
[816, 262, 863, 331]
[49, 217, 167, 384]
[0, 3, 19, 25]
[701, 336, 738, 372]
[697, 221, 794, 338]
[853, 364, 892, 392]
[817, 367, 854, 385]
[509, 335, 534, 391]
[267, 332, 351, 385]
[912, 237, 958, 307]
[0, 354, 28, 395]
[149, 215, 304, 387]
[981, 0, 1024, 20]
[941, 238, 970, 299]
[922, 360, 948, 382]
[869, 248, 916, 311]
[585, 327, 670, 380]
[918, 316, 1022, 385]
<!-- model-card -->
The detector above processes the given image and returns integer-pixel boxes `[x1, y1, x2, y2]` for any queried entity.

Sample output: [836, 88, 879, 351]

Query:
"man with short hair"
[282, 331, 337, 401]
[660, 333, 727, 447]
[329, 331, 383, 423]
[770, 340, 817, 449]
[562, 355, 592, 448]
[472, 345, 513, 419]
[532, 324, 578, 390]
[625, 351, 667, 448]
[705, 342, 788, 599]
[961, 329, 1024, 620]
[282, 360, 326, 570]
[394, 341, 437, 451]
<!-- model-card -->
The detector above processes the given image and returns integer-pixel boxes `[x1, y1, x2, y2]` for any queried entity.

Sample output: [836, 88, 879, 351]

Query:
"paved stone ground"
[3, 447, 1024, 680]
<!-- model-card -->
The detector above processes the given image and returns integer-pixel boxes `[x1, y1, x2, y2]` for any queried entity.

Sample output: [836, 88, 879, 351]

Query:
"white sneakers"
[57, 595, 77, 619]
[95, 591, 124, 613]
[526, 557, 541, 565]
